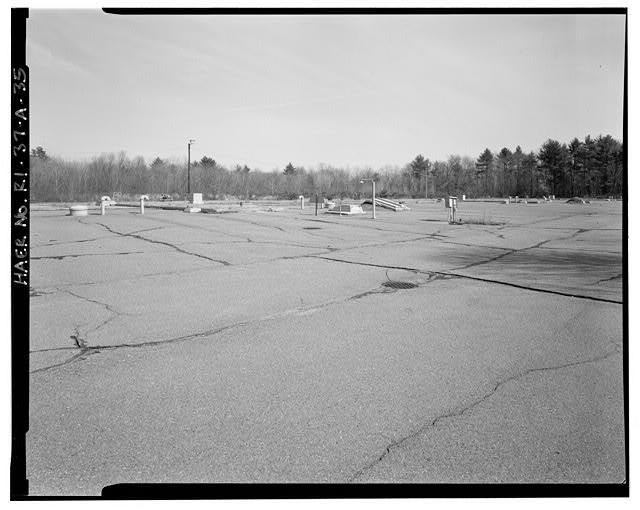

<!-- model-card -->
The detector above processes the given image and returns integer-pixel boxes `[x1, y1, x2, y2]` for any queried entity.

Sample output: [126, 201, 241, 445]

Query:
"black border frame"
[11, 6, 30, 500]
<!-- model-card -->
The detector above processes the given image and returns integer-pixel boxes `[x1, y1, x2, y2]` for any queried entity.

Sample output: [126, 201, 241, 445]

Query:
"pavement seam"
[347, 346, 622, 482]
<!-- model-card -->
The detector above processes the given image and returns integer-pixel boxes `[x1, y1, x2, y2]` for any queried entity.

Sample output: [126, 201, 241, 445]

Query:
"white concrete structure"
[192, 193, 203, 205]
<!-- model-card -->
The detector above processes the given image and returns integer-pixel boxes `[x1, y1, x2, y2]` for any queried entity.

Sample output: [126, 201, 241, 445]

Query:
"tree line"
[29, 133, 623, 202]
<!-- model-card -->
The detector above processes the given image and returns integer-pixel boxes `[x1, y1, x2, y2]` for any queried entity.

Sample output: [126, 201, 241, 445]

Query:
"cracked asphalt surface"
[27, 199, 625, 495]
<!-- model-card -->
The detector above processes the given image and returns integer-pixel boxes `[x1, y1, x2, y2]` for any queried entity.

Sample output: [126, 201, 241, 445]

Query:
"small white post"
[372, 181, 376, 219]
[140, 195, 149, 214]
[299, 195, 304, 209]
[100, 195, 111, 215]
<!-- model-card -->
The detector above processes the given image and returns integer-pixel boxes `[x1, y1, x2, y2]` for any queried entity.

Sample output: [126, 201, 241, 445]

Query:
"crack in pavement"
[347, 346, 622, 482]
[95, 222, 231, 266]
[511, 213, 598, 229]
[510, 226, 621, 232]
[310, 256, 623, 304]
[70, 327, 87, 349]
[35, 235, 118, 247]
[31, 219, 622, 373]
[34, 244, 621, 305]
[30, 348, 102, 375]
[31, 304, 320, 373]
[347, 275, 453, 300]
[311, 255, 423, 274]
[30, 287, 57, 298]
[30, 325, 104, 375]
[186, 238, 331, 252]
[107, 213, 250, 241]
[349, 288, 397, 301]
[451, 228, 592, 271]
[444, 271, 623, 304]
[63, 288, 126, 317]
[207, 214, 287, 232]
[127, 226, 163, 235]
[324, 233, 453, 254]
[31, 251, 145, 260]
[593, 273, 623, 285]
[534, 246, 621, 255]
[431, 238, 512, 253]
[31, 346, 84, 354]
[296, 215, 455, 238]
[60, 288, 132, 341]
[30, 275, 442, 374]
[29, 321, 246, 375]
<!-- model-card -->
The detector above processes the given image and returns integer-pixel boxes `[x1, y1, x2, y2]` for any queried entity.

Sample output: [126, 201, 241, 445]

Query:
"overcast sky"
[26, 10, 625, 170]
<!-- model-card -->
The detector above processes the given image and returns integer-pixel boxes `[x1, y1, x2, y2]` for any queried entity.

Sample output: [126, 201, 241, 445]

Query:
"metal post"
[372, 180, 376, 219]
[140, 195, 149, 214]
[187, 139, 195, 197]
[315, 193, 318, 216]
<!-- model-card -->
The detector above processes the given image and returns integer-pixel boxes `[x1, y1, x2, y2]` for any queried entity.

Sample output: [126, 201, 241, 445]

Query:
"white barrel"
[69, 205, 89, 216]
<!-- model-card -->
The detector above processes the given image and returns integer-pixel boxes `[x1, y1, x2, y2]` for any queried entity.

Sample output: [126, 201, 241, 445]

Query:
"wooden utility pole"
[187, 139, 195, 196]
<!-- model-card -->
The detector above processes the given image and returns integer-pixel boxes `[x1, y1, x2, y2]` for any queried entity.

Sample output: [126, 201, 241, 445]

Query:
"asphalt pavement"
[26, 199, 625, 495]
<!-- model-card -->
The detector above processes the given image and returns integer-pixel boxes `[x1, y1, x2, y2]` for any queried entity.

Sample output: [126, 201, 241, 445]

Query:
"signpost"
[445, 196, 458, 223]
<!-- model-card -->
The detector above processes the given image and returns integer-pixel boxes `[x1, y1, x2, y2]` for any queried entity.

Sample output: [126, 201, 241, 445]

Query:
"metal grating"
[382, 281, 418, 290]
